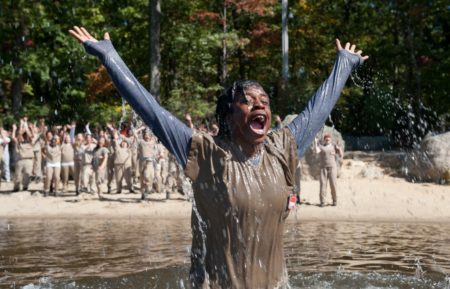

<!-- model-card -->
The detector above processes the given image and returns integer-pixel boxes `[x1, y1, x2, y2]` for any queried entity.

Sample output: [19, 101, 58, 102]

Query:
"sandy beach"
[1, 158, 449, 222]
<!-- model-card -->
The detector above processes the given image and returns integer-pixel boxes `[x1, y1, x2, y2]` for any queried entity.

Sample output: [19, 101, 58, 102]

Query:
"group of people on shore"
[0, 113, 342, 205]
[0, 116, 213, 200]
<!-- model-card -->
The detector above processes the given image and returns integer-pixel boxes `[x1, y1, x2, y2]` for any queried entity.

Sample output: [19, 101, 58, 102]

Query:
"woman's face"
[229, 86, 271, 147]
[64, 135, 71, 143]
[98, 137, 106, 147]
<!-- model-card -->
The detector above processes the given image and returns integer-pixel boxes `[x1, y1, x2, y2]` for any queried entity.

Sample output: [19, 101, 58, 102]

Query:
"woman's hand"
[69, 26, 109, 43]
[335, 38, 369, 61]
[69, 26, 113, 58]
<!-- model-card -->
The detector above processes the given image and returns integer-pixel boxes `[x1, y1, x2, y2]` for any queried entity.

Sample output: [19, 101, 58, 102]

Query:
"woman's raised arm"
[69, 26, 192, 168]
[287, 39, 368, 158]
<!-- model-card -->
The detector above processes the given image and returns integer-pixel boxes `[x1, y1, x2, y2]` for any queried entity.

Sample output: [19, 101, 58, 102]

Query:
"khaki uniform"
[14, 142, 34, 191]
[114, 142, 132, 193]
[73, 143, 84, 193]
[61, 143, 75, 192]
[318, 144, 339, 204]
[93, 147, 109, 194]
[81, 143, 96, 192]
[32, 134, 43, 180]
[106, 141, 115, 191]
[44, 144, 61, 194]
[184, 128, 298, 289]
[155, 144, 168, 193]
[0, 140, 3, 187]
[138, 139, 156, 195]
[165, 153, 179, 199]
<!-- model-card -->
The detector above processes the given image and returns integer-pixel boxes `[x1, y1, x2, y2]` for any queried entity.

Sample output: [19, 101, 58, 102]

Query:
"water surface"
[1, 218, 449, 288]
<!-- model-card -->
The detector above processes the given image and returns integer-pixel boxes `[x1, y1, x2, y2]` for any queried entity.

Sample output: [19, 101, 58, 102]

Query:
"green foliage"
[0, 0, 448, 147]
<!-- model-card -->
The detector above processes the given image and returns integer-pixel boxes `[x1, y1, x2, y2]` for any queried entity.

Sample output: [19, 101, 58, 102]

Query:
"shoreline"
[1, 174, 449, 223]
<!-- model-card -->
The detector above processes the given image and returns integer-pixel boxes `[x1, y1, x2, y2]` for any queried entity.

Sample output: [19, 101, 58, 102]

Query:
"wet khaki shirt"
[184, 127, 298, 289]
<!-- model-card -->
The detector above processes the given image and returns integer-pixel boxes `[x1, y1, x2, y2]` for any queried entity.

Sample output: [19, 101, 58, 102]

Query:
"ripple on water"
[0, 219, 449, 288]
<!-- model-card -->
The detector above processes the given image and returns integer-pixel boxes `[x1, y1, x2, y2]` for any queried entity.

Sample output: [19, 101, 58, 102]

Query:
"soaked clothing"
[84, 39, 363, 288]
[185, 128, 298, 288]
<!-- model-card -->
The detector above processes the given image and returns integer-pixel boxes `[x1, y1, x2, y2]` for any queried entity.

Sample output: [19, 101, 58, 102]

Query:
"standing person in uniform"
[155, 143, 168, 193]
[315, 133, 343, 207]
[61, 133, 75, 194]
[70, 26, 367, 288]
[92, 136, 109, 198]
[30, 121, 44, 183]
[11, 119, 35, 192]
[112, 130, 133, 194]
[105, 123, 116, 194]
[81, 133, 97, 193]
[42, 135, 62, 196]
[72, 132, 85, 195]
[1, 128, 11, 183]
[0, 127, 11, 188]
[135, 127, 157, 200]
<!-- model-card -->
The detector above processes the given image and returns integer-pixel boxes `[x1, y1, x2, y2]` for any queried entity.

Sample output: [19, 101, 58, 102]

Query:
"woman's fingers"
[69, 29, 85, 43]
[336, 40, 369, 60]
[104, 32, 110, 40]
[80, 27, 97, 41]
[335, 38, 343, 51]
[68, 26, 101, 43]
[345, 42, 350, 50]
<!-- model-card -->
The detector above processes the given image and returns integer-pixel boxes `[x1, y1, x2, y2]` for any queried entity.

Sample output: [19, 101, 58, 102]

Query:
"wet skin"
[228, 86, 271, 157]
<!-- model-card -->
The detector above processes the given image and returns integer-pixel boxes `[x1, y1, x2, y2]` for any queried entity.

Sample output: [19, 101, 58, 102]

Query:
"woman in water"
[69, 26, 367, 289]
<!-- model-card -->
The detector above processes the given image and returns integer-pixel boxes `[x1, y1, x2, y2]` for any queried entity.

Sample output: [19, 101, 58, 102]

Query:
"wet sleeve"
[184, 132, 227, 182]
[287, 49, 364, 158]
[83, 40, 192, 168]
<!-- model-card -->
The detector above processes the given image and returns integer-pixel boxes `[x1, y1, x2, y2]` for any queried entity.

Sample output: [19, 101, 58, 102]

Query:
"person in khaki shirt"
[92, 136, 109, 198]
[70, 27, 367, 289]
[135, 128, 158, 200]
[72, 133, 85, 195]
[0, 127, 11, 189]
[154, 142, 168, 193]
[81, 134, 97, 193]
[30, 121, 44, 183]
[61, 133, 75, 194]
[12, 120, 35, 192]
[315, 133, 343, 207]
[112, 131, 133, 194]
[43, 136, 62, 196]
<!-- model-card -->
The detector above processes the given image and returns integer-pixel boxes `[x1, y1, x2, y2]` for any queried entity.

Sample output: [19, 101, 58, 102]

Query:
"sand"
[1, 158, 449, 222]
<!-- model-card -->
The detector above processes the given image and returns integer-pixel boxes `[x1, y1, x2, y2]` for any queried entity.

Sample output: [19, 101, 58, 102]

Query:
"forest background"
[1, 0, 449, 148]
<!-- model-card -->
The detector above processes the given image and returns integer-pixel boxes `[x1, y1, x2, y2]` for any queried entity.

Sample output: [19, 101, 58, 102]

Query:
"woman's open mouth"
[249, 114, 267, 135]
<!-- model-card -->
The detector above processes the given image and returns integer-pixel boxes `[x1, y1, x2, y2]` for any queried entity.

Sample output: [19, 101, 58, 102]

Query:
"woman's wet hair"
[215, 80, 265, 137]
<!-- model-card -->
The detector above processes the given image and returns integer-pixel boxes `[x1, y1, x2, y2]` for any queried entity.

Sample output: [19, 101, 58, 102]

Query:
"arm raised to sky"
[287, 39, 368, 158]
[69, 26, 192, 168]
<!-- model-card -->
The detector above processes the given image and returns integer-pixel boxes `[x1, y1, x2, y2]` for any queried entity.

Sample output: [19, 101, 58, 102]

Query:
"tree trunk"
[12, 77, 24, 117]
[0, 80, 5, 112]
[220, 3, 228, 85]
[149, 0, 161, 103]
